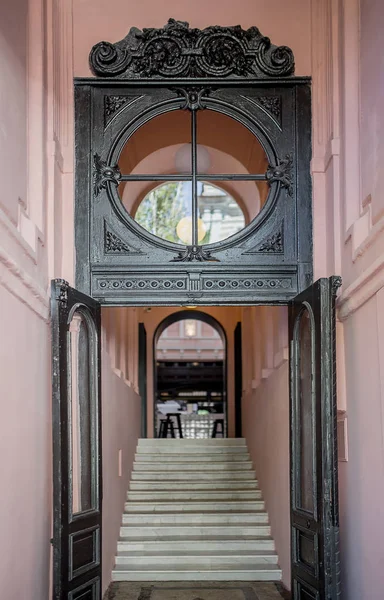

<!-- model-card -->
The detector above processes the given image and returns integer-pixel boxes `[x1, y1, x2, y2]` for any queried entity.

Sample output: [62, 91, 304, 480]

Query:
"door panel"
[51, 279, 102, 600]
[138, 323, 147, 438]
[289, 277, 341, 600]
[234, 322, 243, 438]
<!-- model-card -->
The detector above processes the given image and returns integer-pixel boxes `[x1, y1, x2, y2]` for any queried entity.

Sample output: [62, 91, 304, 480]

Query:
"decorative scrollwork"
[89, 19, 295, 79]
[93, 154, 121, 197]
[171, 245, 220, 262]
[266, 154, 293, 196]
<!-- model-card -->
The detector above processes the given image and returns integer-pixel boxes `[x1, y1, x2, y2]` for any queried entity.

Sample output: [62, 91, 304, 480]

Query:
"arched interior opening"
[153, 310, 227, 438]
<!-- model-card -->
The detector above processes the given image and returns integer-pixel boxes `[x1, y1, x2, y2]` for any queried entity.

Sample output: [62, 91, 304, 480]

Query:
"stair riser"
[134, 454, 250, 462]
[112, 570, 281, 582]
[137, 439, 246, 446]
[129, 482, 259, 491]
[122, 514, 269, 525]
[127, 491, 262, 501]
[120, 526, 271, 538]
[115, 556, 279, 568]
[124, 502, 265, 513]
[131, 472, 255, 481]
[133, 463, 253, 471]
[137, 448, 248, 455]
[117, 541, 276, 552]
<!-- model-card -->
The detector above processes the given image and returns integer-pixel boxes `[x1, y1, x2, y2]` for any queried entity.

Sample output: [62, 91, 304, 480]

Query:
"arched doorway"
[153, 310, 227, 438]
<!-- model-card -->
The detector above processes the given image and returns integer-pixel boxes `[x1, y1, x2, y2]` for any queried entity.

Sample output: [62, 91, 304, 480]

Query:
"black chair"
[158, 418, 167, 438]
[211, 418, 225, 438]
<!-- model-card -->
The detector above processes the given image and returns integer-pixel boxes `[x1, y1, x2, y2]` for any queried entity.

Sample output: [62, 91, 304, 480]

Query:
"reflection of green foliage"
[135, 183, 185, 243]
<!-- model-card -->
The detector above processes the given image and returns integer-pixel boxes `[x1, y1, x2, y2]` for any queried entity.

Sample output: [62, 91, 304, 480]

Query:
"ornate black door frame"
[74, 19, 312, 306]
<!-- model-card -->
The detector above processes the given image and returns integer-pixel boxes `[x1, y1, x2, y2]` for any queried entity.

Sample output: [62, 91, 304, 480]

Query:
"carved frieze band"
[95, 274, 293, 293]
[89, 19, 295, 79]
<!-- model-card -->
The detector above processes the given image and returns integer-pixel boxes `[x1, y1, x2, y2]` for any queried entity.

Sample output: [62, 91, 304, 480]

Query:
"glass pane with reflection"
[297, 308, 315, 513]
[69, 311, 96, 514]
[118, 110, 192, 175]
[197, 110, 269, 175]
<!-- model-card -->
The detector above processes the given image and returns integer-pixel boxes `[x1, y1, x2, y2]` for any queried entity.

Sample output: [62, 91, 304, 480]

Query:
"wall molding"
[337, 253, 384, 320]
[0, 245, 49, 322]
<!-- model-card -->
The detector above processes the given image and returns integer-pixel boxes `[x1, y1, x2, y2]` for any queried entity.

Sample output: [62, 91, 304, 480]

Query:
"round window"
[116, 107, 271, 246]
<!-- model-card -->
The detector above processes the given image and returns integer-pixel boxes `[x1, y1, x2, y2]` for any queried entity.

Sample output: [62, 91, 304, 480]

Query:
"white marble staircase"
[112, 438, 282, 582]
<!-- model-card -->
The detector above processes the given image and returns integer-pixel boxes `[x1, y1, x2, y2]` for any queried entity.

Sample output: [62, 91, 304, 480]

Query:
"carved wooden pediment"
[89, 18, 295, 79]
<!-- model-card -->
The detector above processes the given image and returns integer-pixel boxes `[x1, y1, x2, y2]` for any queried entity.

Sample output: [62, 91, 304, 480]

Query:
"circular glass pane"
[134, 181, 245, 245]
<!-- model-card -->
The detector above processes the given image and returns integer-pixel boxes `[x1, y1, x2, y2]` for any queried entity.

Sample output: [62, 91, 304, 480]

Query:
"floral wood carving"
[104, 226, 141, 254]
[171, 245, 220, 262]
[105, 95, 131, 117]
[266, 154, 293, 196]
[89, 19, 295, 79]
[93, 154, 121, 196]
[256, 95, 281, 120]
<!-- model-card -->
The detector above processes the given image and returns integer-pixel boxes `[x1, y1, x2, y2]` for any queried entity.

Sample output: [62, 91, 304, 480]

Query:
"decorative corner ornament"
[171, 245, 220, 262]
[55, 279, 69, 305]
[266, 154, 293, 196]
[89, 19, 295, 79]
[176, 88, 210, 110]
[257, 230, 283, 253]
[93, 154, 121, 197]
[331, 275, 342, 297]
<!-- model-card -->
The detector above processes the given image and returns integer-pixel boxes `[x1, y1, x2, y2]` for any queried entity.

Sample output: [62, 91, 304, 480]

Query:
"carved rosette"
[89, 19, 295, 79]
[171, 245, 219, 262]
[266, 154, 293, 196]
[256, 96, 281, 120]
[257, 230, 283, 253]
[93, 154, 121, 196]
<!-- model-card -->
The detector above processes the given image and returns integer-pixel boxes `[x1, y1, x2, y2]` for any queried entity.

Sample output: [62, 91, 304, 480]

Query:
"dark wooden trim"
[234, 322, 243, 438]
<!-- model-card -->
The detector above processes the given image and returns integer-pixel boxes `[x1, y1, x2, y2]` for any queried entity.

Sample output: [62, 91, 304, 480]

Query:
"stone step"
[129, 481, 259, 491]
[131, 471, 256, 481]
[119, 525, 271, 538]
[122, 512, 269, 525]
[133, 462, 253, 471]
[117, 538, 276, 553]
[134, 453, 250, 462]
[115, 551, 279, 568]
[124, 500, 265, 513]
[126, 490, 263, 501]
[136, 446, 249, 455]
[112, 564, 282, 582]
[137, 438, 246, 446]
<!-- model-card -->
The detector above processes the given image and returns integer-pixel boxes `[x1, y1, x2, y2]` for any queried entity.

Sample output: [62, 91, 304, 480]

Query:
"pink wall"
[0, 287, 51, 599]
[101, 344, 141, 593]
[73, 0, 311, 78]
[243, 363, 290, 589]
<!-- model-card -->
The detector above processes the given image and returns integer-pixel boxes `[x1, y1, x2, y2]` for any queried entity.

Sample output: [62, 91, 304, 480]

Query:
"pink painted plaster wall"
[0, 287, 51, 599]
[0, 0, 28, 224]
[101, 344, 141, 593]
[72, 0, 311, 77]
[243, 362, 290, 589]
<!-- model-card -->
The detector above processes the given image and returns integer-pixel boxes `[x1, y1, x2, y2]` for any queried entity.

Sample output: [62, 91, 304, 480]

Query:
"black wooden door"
[138, 322, 147, 438]
[289, 277, 341, 600]
[51, 279, 102, 600]
[234, 322, 243, 438]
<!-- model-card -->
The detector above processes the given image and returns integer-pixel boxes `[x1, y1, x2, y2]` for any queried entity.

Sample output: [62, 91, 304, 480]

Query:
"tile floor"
[104, 582, 291, 600]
